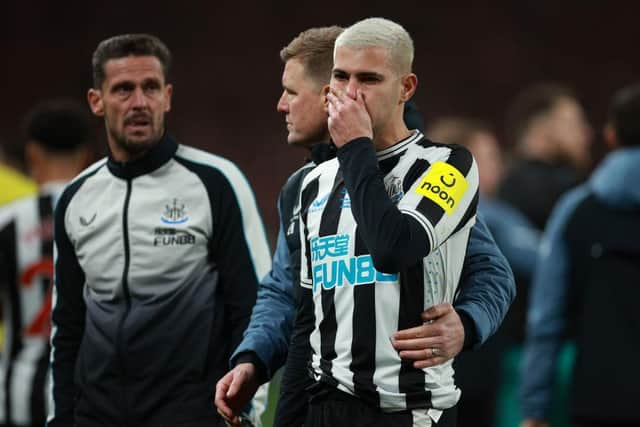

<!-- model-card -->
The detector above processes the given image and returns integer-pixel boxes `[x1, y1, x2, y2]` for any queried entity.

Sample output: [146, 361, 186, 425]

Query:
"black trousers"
[304, 386, 457, 427]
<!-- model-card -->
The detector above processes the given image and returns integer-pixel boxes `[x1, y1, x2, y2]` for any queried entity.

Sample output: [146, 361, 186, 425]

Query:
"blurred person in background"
[520, 83, 640, 427]
[0, 98, 91, 427]
[215, 24, 515, 427]
[497, 83, 593, 427]
[498, 83, 593, 231]
[428, 118, 539, 427]
[0, 144, 36, 206]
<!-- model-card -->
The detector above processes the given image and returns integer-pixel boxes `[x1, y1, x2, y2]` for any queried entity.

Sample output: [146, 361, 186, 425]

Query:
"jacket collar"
[107, 133, 178, 179]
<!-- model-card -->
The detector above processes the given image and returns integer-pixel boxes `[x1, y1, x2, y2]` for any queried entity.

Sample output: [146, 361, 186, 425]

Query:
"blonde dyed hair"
[334, 17, 414, 75]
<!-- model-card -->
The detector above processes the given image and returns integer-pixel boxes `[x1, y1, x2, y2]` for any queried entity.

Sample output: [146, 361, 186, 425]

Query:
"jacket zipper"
[116, 178, 133, 424]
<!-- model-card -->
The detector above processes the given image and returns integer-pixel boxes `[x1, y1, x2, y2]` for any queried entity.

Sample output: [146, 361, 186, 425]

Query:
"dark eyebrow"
[111, 81, 134, 93]
[356, 72, 384, 80]
[142, 77, 162, 87]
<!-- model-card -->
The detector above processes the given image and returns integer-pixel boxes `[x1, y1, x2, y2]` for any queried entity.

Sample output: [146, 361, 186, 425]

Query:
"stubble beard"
[114, 133, 158, 157]
[108, 119, 164, 160]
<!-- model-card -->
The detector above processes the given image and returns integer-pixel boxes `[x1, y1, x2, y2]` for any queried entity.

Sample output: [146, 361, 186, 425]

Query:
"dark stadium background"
[2, 1, 639, 424]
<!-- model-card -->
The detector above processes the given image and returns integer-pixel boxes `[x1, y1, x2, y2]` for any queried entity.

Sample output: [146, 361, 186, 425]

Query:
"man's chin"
[119, 135, 158, 156]
[287, 133, 308, 147]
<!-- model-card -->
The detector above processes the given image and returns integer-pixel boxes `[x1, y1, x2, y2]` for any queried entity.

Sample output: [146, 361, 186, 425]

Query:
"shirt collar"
[107, 133, 178, 179]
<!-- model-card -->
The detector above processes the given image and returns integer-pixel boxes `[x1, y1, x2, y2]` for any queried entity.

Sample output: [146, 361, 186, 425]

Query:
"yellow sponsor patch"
[415, 161, 468, 214]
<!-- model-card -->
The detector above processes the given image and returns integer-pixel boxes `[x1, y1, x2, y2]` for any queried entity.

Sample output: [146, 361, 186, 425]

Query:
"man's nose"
[131, 87, 148, 108]
[346, 78, 359, 99]
[276, 91, 288, 113]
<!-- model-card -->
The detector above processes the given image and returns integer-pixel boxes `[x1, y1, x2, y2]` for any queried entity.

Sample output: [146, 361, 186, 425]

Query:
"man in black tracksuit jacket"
[48, 34, 271, 427]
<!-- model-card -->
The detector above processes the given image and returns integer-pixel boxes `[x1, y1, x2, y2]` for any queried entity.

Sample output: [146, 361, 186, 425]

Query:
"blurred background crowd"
[1, 1, 638, 426]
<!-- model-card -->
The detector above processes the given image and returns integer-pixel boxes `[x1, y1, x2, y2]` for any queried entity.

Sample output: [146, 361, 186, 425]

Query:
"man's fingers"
[215, 396, 234, 421]
[413, 357, 447, 369]
[393, 323, 438, 341]
[356, 89, 368, 108]
[399, 347, 447, 360]
[217, 408, 239, 427]
[421, 302, 453, 321]
[392, 336, 440, 350]
[215, 374, 231, 403]
[326, 92, 343, 107]
[214, 382, 234, 418]
[399, 349, 431, 360]
[226, 370, 247, 399]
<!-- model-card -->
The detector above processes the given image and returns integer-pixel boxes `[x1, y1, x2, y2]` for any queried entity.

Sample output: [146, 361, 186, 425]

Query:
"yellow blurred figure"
[0, 163, 36, 205]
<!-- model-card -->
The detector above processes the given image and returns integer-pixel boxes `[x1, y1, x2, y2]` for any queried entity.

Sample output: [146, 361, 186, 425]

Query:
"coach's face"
[88, 55, 173, 162]
[277, 58, 328, 147]
[331, 46, 415, 137]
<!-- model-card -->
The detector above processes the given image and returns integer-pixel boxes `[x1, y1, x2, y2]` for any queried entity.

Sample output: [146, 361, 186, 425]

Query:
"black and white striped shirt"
[298, 131, 478, 411]
[0, 182, 65, 427]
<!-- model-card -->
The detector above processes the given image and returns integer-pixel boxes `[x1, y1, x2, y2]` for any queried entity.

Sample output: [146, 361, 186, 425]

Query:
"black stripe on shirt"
[317, 174, 343, 378]
[398, 264, 431, 408]
[402, 159, 430, 193]
[416, 193, 446, 229]
[300, 177, 319, 285]
[445, 145, 477, 237]
[378, 155, 400, 175]
[451, 190, 479, 237]
[445, 144, 473, 176]
[350, 226, 379, 406]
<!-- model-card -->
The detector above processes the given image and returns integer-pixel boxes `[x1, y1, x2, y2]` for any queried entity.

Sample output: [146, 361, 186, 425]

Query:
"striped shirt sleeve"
[398, 143, 479, 251]
[336, 138, 478, 273]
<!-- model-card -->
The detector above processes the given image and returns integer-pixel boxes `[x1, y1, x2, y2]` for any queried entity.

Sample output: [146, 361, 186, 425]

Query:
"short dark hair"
[280, 26, 344, 86]
[609, 83, 640, 147]
[24, 98, 91, 152]
[506, 83, 576, 145]
[92, 33, 171, 89]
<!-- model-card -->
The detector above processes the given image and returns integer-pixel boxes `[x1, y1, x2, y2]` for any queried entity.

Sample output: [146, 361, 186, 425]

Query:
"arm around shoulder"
[454, 214, 516, 347]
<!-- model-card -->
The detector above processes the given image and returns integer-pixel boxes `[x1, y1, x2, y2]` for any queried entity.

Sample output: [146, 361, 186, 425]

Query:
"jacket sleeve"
[336, 138, 478, 273]
[275, 176, 320, 426]
[209, 174, 265, 352]
[519, 188, 585, 421]
[230, 201, 297, 379]
[480, 199, 540, 280]
[273, 286, 315, 427]
[49, 190, 86, 427]
[454, 214, 516, 348]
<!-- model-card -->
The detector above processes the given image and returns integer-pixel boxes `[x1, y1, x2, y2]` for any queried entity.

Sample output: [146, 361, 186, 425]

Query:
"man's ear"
[164, 83, 173, 113]
[400, 73, 418, 103]
[321, 85, 331, 114]
[87, 88, 104, 117]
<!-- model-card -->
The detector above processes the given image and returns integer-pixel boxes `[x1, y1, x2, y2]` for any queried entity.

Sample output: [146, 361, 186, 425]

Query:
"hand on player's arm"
[392, 303, 465, 369]
[214, 363, 259, 427]
[325, 88, 373, 148]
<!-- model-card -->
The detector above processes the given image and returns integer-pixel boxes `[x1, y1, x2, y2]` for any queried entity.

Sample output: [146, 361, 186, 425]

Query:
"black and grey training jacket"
[48, 135, 270, 427]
